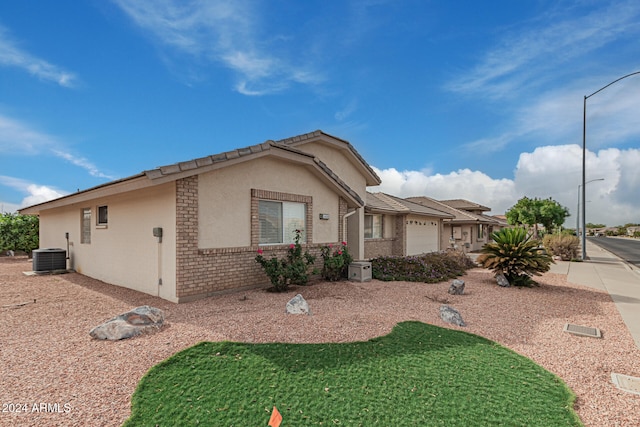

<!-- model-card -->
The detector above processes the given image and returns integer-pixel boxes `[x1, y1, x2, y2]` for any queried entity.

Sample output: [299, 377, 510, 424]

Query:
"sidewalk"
[549, 240, 640, 348]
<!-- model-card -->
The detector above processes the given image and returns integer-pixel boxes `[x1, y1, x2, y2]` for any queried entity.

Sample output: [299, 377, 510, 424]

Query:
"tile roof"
[367, 192, 454, 218]
[21, 131, 370, 213]
[405, 196, 497, 224]
[439, 199, 491, 212]
[145, 140, 364, 206]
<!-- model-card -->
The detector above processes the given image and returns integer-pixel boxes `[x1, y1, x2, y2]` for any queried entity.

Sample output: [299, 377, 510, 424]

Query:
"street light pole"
[577, 178, 604, 241]
[582, 70, 640, 260]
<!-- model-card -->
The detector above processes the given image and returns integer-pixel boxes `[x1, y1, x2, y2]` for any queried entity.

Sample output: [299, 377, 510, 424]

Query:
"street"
[588, 236, 640, 268]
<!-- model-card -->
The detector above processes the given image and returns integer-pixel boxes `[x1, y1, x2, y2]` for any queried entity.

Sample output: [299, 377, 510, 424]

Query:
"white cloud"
[0, 175, 67, 210]
[51, 149, 116, 180]
[447, 2, 640, 99]
[0, 25, 77, 87]
[0, 113, 115, 179]
[0, 114, 56, 154]
[113, 0, 323, 94]
[370, 145, 640, 227]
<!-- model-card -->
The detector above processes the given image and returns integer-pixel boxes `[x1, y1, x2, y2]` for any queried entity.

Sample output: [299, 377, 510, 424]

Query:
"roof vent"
[32, 248, 67, 273]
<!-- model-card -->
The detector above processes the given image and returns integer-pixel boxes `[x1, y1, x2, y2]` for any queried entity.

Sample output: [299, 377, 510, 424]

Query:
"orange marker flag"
[268, 406, 283, 427]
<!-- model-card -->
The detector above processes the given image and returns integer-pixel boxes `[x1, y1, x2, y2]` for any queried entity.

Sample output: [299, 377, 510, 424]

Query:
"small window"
[477, 224, 484, 239]
[364, 214, 383, 239]
[81, 208, 91, 244]
[97, 205, 108, 226]
[258, 200, 306, 244]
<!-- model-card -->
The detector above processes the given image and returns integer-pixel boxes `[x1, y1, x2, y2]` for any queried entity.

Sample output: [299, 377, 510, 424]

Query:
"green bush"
[320, 241, 352, 281]
[542, 234, 579, 261]
[255, 230, 316, 292]
[477, 227, 553, 287]
[371, 250, 474, 283]
[0, 213, 39, 256]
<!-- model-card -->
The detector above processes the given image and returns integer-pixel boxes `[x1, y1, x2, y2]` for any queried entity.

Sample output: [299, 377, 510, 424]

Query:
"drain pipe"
[342, 209, 357, 244]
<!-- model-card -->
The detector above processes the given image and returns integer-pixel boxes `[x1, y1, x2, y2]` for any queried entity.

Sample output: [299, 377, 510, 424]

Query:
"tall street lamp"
[582, 71, 640, 259]
[576, 178, 604, 240]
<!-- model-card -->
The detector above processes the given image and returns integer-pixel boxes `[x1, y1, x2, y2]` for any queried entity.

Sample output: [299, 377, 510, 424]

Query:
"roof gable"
[276, 130, 381, 187]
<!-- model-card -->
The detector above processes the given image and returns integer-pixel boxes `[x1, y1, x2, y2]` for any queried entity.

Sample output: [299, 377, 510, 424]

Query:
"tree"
[0, 213, 39, 256]
[586, 223, 606, 229]
[505, 197, 569, 237]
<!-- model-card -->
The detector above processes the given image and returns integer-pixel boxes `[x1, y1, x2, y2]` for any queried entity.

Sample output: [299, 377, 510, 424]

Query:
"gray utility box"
[348, 261, 372, 282]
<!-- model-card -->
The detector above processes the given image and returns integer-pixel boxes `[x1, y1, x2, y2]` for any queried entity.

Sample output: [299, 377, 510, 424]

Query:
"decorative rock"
[286, 294, 312, 315]
[448, 279, 465, 295]
[439, 305, 466, 327]
[496, 273, 510, 287]
[90, 306, 164, 340]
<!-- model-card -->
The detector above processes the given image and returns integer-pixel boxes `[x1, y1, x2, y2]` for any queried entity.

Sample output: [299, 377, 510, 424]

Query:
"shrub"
[255, 230, 316, 292]
[542, 234, 579, 261]
[371, 250, 474, 283]
[477, 227, 553, 287]
[320, 241, 352, 281]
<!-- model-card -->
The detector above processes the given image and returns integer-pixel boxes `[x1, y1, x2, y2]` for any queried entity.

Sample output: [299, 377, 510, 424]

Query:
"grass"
[123, 321, 582, 426]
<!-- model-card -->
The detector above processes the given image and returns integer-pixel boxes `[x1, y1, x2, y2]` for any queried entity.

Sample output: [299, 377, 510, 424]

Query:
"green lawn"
[123, 321, 582, 426]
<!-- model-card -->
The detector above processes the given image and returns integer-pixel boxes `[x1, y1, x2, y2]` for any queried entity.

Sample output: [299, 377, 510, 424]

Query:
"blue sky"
[1, 0, 639, 226]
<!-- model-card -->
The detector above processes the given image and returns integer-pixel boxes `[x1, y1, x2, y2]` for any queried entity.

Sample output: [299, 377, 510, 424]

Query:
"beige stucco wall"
[296, 141, 368, 200]
[38, 182, 177, 301]
[298, 141, 369, 258]
[198, 156, 341, 248]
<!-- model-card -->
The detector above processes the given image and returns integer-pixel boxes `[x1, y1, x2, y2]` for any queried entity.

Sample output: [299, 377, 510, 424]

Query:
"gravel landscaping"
[1, 256, 639, 426]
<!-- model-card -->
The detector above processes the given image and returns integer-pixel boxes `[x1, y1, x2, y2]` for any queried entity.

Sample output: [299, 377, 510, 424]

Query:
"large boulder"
[90, 306, 164, 340]
[439, 305, 466, 327]
[286, 294, 312, 315]
[448, 279, 465, 295]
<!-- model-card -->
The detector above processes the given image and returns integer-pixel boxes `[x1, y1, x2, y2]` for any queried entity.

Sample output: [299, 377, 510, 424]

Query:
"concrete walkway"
[550, 240, 640, 348]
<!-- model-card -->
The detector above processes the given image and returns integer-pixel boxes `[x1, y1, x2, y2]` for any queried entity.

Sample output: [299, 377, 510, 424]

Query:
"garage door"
[406, 216, 439, 255]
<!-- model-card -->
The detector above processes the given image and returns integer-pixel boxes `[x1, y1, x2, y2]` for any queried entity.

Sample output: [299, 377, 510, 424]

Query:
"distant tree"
[0, 213, 39, 256]
[586, 223, 606, 229]
[505, 197, 570, 237]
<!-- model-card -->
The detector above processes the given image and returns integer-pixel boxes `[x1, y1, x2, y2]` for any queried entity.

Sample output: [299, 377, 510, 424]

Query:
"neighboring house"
[405, 197, 500, 252]
[626, 226, 640, 237]
[364, 192, 454, 258]
[19, 130, 381, 302]
[487, 214, 511, 235]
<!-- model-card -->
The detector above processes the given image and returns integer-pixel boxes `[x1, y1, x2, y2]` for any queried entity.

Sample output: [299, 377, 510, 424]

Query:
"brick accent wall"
[364, 238, 395, 258]
[175, 178, 347, 302]
[338, 197, 348, 243]
[393, 215, 407, 256]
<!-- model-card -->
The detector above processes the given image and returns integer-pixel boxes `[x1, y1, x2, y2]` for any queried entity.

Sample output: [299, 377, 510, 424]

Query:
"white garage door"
[406, 216, 439, 255]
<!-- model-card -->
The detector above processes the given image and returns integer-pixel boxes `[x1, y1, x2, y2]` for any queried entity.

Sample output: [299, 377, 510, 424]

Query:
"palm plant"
[477, 227, 553, 287]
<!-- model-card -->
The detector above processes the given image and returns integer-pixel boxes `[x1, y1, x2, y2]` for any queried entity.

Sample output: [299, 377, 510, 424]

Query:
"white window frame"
[258, 200, 306, 245]
[364, 214, 383, 239]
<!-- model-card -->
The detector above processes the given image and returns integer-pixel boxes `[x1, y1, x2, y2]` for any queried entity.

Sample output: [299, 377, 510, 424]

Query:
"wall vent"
[32, 248, 67, 272]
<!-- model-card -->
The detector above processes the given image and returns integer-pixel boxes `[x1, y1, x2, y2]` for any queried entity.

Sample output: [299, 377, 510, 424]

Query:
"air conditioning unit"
[32, 248, 67, 272]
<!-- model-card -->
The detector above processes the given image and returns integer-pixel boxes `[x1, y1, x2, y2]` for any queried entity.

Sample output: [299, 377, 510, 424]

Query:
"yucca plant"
[477, 227, 553, 287]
